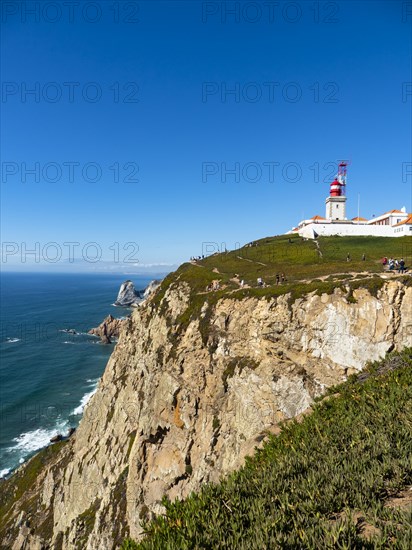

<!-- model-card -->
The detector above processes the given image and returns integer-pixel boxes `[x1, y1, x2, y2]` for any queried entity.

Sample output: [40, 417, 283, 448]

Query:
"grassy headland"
[151, 235, 411, 336]
[154, 235, 411, 297]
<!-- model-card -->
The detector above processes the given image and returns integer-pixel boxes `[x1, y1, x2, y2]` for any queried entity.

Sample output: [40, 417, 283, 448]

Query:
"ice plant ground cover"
[123, 348, 412, 549]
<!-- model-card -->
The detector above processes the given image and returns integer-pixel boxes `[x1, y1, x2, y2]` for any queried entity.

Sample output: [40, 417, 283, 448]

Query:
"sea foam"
[10, 421, 68, 455]
[72, 387, 98, 416]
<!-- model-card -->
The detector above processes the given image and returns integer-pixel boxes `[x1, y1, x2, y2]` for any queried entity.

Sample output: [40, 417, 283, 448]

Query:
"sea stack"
[114, 280, 141, 307]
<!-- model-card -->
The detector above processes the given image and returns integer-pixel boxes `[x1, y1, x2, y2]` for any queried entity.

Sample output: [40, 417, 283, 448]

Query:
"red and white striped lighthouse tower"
[325, 161, 348, 220]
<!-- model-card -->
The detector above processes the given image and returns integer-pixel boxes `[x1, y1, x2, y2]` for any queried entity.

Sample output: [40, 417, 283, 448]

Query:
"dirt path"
[236, 255, 268, 267]
[313, 240, 323, 258]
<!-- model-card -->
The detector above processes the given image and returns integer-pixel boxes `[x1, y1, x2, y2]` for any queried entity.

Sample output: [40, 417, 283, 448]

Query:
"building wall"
[393, 225, 412, 236]
[298, 223, 407, 239]
[325, 197, 346, 221]
[367, 214, 407, 226]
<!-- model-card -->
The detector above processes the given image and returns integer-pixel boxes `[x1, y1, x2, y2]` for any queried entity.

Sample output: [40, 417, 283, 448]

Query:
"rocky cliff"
[89, 280, 162, 343]
[1, 277, 411, 549]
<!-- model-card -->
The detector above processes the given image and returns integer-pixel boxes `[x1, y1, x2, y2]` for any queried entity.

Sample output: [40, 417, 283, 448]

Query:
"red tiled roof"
[352, 216, 368, 221]
[383, 209, 403, 215]
[310, 215, 326, 221]
[393, 214, 412, 227]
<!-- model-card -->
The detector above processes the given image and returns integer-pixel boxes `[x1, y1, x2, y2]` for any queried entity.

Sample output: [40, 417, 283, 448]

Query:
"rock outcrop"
[114, 280, 142, 307]
[88, 315, 126, 344]
[1, 279, 411, 549]
[114, 279, 162, 308]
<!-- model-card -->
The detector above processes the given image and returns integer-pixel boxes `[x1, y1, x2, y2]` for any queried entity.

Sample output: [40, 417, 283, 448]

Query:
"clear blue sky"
[1, 0, 411, 272]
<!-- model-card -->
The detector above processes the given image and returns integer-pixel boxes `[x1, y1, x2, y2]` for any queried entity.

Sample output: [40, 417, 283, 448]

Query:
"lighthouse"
[288, 160, 411, 238]
[325, 161, 348, 221]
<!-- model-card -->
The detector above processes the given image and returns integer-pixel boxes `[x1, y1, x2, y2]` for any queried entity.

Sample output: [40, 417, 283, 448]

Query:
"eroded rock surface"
[114, 280, 142, 307]
[89, 315, 126, 344]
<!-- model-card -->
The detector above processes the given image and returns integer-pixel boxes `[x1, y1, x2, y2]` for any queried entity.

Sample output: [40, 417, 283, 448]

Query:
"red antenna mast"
[337, 160, 350, 196]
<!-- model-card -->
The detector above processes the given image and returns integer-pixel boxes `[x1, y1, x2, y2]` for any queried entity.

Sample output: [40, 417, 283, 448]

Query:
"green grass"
[153, 235, 411, 300]
[198, 235, 412, 285]
[122, 348, 412, 549]
[149, 236, 411, 340]
[145, 236, 412, 380]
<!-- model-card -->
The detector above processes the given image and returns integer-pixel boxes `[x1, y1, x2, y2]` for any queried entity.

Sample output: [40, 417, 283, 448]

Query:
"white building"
[288, 163, 412, 239]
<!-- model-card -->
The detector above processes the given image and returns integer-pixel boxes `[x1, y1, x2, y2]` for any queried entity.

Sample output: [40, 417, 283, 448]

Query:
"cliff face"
[2, 280, 412, 549]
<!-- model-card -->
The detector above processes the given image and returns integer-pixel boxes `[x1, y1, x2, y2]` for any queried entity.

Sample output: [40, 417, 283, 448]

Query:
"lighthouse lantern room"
[325, 161, 348, 221]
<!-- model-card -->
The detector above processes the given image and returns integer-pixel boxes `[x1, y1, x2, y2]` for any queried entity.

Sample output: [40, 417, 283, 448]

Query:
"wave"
[2, 381, 100, 477]
[63, 338, 100, 345]
[59, 329, 96, 337]
[3, 337, 21, 344]
[9, 419, 69, 455]
[71, 387, 98, 416]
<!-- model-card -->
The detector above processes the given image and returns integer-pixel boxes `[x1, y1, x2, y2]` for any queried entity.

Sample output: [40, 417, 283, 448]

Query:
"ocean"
[0, 272, 159, 478]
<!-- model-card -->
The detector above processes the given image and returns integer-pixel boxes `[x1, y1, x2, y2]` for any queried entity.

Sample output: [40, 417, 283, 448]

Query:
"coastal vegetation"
[123, 348, 412, 549]
[154, 234, 411, 303]
[152, 235, 411, 340]
[0, 440, 71, 544]
[199, 234, 410, 285]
